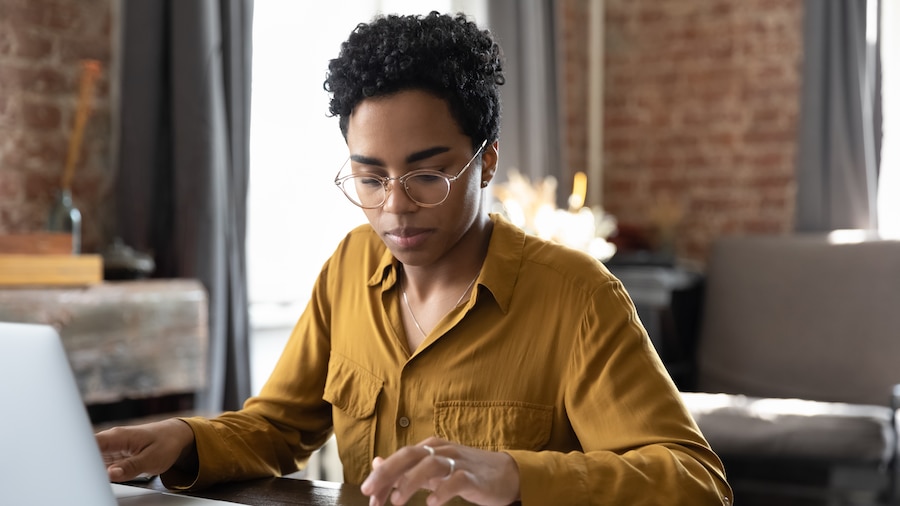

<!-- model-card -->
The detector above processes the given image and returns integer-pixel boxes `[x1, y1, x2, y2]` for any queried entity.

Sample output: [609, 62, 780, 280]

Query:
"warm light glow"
[493, 170, 617, 260]
[568, 171, 587, 210]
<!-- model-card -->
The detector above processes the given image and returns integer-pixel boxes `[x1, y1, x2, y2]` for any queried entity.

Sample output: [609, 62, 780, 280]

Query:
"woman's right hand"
[95, 418, 197, 482]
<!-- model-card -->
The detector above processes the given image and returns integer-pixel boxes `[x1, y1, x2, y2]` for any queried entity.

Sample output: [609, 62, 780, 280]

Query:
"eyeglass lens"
[340, 172, 452, 207]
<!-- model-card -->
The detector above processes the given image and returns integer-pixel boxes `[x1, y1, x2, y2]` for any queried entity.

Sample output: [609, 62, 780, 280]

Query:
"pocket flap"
[434, 400, 553, 450]
[323, 354, 383, 419]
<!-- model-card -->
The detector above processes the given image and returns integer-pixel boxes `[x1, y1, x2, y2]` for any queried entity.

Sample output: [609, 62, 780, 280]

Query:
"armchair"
[680, 234, 900, 504]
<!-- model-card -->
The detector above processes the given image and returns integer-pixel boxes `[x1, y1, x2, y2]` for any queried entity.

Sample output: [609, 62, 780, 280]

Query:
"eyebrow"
[349, 146, 452, 166]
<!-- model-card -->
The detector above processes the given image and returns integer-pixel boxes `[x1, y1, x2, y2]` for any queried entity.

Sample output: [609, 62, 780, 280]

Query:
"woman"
[98, 12, 732, 506]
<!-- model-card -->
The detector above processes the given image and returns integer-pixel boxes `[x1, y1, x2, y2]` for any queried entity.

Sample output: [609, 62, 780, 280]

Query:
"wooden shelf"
[0, 253, 103, 286]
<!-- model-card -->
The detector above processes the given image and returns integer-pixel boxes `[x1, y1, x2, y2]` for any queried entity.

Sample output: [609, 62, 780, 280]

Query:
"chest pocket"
[434, 400, 553, 451]
[323, 353, 383, 482]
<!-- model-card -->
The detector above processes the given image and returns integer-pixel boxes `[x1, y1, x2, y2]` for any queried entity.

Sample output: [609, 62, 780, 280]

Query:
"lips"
[385, 227, 432, 249]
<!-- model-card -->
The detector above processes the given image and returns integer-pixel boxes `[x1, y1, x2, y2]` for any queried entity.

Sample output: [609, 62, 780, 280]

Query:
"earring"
[481, 181, 489, 188]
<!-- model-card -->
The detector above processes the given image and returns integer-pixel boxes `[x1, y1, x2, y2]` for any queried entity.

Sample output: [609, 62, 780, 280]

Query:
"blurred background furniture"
[0, 279, 209, 424]
[680, 234, 900, 505]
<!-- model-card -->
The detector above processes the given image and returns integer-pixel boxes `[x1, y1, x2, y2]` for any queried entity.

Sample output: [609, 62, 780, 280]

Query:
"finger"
[367, 486, 391, 506]
[107, 465, 127, 482]
[95, 427, 131, 453]
[361, 445, 429, 496]
[361, 459, 392, 506]
[107, 450, 158, 483]
[390, 454, 456, 504]
[425, 469, 469, 506]
[107, 457, 143, 483]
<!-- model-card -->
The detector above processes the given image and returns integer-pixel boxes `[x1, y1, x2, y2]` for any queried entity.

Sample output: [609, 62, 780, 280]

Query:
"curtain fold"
[487, 0, 565, 205]
[795, 0, 881, 231]
[117, 0, 253, 412]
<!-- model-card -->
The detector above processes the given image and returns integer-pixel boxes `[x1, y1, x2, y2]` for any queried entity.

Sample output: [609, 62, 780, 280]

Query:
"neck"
[400, 267, 479, 340]
[402, 215, 493, 296]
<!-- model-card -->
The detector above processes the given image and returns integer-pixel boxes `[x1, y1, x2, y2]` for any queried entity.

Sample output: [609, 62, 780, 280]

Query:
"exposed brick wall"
[560, 0, 803, 264]
[0, 0, 115, 253]
[558, 0, 591, 186]
[1, 0, 803, 265]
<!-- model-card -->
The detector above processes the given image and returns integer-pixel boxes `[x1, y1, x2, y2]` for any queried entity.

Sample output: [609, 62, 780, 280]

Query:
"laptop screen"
[0, 322, 117, 505]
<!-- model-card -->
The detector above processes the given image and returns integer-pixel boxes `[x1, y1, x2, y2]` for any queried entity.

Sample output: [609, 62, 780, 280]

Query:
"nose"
[381, 178, 418, 213]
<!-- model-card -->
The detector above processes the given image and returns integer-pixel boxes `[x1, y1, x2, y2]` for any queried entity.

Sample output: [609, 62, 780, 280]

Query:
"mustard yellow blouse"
[168, 214, 732, 505]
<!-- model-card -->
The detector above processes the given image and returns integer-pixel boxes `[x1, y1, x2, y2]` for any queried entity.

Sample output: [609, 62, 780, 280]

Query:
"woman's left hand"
[360, 436, 521, 506]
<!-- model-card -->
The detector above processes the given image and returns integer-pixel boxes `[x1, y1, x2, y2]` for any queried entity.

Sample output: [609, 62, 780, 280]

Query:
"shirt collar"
[369, 247, 399, 288]
[479, 213, 523, 314]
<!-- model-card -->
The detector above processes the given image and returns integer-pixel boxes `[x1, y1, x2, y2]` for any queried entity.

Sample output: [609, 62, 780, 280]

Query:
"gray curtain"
[117, 0, 253, 412]
[796, 0, 881, 231]
[487, 0, 566, 206]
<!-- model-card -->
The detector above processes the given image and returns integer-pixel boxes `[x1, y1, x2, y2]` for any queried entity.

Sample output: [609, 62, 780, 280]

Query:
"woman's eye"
[410, 173, 444, 184]
[358, 176, 384, 187]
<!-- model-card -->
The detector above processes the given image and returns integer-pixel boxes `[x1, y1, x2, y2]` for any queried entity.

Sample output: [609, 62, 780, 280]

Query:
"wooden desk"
[136, 476, 373, 506]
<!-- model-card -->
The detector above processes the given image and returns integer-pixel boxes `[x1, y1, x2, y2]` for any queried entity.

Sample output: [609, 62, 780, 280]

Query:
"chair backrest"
[695, 234, 900, 406]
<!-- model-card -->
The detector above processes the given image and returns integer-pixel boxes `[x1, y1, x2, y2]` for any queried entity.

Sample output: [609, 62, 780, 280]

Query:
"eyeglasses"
[334, 140, 488, 209]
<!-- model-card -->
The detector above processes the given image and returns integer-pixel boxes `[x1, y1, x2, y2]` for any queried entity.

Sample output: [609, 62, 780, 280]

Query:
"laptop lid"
[0, 322, 239, 505]
[0, 321, 117, 505]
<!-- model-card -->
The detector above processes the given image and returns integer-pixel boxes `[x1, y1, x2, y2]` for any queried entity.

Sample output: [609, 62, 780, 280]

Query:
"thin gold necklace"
[401, 269, 479, 337]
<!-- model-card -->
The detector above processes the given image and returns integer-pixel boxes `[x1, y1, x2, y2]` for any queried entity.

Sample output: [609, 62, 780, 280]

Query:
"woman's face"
[344, 89, 496, 268]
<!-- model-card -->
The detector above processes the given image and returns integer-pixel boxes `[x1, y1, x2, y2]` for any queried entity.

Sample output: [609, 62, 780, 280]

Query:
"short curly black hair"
[324, 11, 505, 148]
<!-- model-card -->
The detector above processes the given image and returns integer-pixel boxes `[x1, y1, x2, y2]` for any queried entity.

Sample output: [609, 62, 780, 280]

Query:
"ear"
[480, 140, 499, 186]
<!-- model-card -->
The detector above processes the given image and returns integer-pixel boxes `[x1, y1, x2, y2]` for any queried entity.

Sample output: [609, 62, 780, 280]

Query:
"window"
[878, 0, 899, 238]
[248, 1, 487, 393]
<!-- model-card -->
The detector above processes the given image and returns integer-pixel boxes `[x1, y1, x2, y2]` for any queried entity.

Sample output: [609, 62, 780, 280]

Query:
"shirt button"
[398, 416, 410, 428]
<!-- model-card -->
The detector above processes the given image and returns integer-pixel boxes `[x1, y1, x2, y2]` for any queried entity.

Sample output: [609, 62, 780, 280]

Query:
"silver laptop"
[0, 322, 231, 505]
